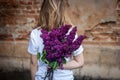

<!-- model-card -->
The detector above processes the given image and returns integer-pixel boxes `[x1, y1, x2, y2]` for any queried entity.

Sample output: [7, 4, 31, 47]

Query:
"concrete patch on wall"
[73, 45, 120, 79]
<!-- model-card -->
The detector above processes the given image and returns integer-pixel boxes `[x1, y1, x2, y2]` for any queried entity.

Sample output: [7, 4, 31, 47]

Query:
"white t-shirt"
[28, 27, 83, 80]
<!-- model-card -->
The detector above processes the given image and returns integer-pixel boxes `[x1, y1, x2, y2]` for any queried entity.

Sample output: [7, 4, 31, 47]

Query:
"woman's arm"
[63, 53, 84, 70]
[30, 55, 38, 80]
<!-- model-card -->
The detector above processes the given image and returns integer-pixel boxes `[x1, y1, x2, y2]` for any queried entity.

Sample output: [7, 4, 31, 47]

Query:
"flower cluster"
[38, 25, 86, 69]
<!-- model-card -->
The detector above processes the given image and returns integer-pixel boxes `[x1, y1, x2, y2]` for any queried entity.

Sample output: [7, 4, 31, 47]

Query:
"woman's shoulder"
[30, 26, 42, 36]
[31, 26, 41, 33]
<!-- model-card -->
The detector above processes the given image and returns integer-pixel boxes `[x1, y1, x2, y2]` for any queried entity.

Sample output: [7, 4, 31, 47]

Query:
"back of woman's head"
[38, 0, 68, 31]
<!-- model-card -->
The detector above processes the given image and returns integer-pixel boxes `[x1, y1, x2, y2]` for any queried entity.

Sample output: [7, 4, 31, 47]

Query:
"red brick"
[32, 5, 40, 9]
[28, 1, 32, 5]
[16, 34, 29, 40]
[19, 1, 33, 5]
[33, 0, 41, 5]
[26, 6, 32, 10]
[14, 17, 27, 24]
[18, 5, 27, 10]
[0, 34, 13, 41]
[0, 1, 19, 9]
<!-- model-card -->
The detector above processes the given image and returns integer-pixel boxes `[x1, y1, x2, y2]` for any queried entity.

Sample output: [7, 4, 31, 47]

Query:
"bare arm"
[63, 53, 84, 70]
[30, 55, 38, 80]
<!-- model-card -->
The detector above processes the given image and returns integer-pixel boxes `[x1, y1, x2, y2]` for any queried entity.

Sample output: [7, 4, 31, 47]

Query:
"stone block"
[14, 41, 30, 58]
[0, 41, 14, 56]
[0, 41, 30, 58]
[22, 58, 30, 70]
[83, 45, 101, 64]
[73, 68, 80, 75]
[99, 47, 119, 66]
[80, 64, 110, 78]
[0, 57, 23, 71]
[0, 57, 30, 71]
[109, 67, 120, 79]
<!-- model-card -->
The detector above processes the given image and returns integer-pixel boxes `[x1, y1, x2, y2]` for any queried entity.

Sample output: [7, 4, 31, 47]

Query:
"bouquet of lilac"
[37, 24, 86, 70]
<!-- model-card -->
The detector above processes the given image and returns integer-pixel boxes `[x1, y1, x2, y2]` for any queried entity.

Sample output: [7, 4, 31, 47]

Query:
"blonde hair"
[37, 0, 68, 31]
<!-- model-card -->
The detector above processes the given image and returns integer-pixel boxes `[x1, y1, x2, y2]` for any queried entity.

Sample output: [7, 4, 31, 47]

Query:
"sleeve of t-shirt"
[72, 33, 84, 56]
[28, 30, 38, 55]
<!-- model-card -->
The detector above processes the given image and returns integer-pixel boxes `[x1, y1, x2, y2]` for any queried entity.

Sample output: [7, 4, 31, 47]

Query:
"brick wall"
[0, 0, 120, 79]
[0, 0, 43, 41]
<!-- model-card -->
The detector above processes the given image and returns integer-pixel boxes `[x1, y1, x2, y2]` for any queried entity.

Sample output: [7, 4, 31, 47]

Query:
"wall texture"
[0, 0, 120, 79]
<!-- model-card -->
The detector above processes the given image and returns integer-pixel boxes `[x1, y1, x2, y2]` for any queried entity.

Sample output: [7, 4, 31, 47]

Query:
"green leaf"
[53, 61, 58, 69]
[43, 50, 46, 55]
[62, 58, 66, 64]
[49, 61, 58, 69]
[41, 50, 47, 61]
[44, 59, 49, 64]
[37, 52, 41, 60]
[41, 54, 45, 61]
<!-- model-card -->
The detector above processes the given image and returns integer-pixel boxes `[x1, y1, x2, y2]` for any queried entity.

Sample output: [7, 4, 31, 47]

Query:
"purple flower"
[40, 24, 86, 69]
[70, 35, 86, 51]
[66, 27, 77, 44]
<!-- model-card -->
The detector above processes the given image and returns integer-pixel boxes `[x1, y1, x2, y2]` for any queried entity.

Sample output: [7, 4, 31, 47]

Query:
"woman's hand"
[62, 53, 84, 70]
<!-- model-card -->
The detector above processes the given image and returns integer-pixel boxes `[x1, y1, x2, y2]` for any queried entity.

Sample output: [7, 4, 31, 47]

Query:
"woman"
[28, 0, 84, 80]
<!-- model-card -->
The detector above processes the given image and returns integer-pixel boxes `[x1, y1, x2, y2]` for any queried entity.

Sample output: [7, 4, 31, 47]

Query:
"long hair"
[37, 0, 68, 31]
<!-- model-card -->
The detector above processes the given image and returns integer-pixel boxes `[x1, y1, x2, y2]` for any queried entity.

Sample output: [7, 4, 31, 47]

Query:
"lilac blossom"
[40, 24, 86, 69]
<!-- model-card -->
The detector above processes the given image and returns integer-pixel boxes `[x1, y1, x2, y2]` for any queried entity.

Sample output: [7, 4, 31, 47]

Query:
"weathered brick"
[19, 1, 33, 5]
[26, 6, 33, 10]
[17, 14, 39, 19]
[22, 10, 36, 14]
[84, 41, 119, 46]
[0, 34, 13, 41]
[92, 25, 113, 33]
[0, 0, 19, 9]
